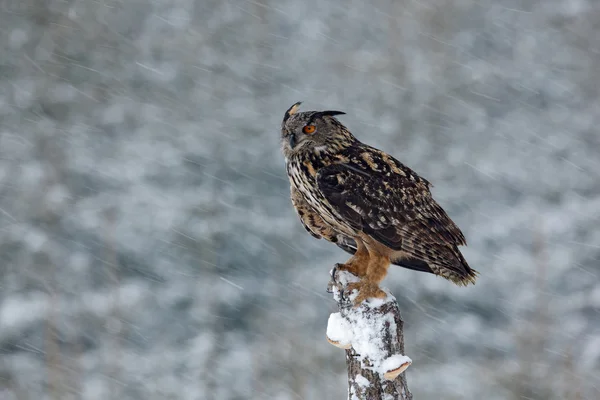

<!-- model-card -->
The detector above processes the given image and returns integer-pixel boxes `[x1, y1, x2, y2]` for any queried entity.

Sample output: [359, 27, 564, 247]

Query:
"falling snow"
[1, 0, 599, 399]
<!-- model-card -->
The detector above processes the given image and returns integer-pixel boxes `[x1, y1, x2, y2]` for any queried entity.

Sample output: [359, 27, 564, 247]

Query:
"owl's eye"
[303, 125, 316, 134]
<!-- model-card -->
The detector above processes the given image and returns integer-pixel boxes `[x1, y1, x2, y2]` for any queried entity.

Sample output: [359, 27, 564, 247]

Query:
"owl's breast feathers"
[287, 150, 357, 237]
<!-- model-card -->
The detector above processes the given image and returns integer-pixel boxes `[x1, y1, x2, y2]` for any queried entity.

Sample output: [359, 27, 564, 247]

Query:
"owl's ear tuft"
[284, 102, 302, 123]
[308, 110, 346, 125]
[319, 110, 346, 117]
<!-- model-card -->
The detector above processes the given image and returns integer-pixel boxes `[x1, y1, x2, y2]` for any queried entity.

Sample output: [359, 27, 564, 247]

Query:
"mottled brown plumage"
[281, 102, 477, 305]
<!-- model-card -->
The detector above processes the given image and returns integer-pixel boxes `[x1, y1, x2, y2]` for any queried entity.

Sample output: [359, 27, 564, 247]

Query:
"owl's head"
[281, 102, 353, 157]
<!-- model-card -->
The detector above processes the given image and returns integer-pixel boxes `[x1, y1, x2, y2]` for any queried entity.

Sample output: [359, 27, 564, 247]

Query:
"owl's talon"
[344, 281, 387, 308]
[340, 300, 353, 310]
[331, 263, 343, 279]
[337, 281, 353, 308]
[339, 290, 353, 309]
[333, 263, 361, 278]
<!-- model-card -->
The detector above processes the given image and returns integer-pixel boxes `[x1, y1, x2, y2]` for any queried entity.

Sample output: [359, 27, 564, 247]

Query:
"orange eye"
[303, 125, 316, 134]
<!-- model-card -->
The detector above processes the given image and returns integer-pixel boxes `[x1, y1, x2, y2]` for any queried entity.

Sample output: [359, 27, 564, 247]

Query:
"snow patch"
[379, 355, 412, 376]
[326, 312, 353, 347]
[354, 374, 370, 387]
[363, 296, 389, 309]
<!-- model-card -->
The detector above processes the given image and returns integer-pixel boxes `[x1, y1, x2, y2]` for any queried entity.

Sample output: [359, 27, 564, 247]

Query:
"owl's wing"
[316, 162, 466, 251]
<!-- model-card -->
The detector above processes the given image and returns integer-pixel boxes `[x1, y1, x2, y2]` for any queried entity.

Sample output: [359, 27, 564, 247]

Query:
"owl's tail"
[443, 247, 478, 286]
[392, 244, 477, 286]
[436, 261, 478, 286]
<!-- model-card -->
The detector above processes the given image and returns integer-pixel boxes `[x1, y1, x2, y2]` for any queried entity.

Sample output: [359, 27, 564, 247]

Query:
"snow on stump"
[327, 269, 413, 400]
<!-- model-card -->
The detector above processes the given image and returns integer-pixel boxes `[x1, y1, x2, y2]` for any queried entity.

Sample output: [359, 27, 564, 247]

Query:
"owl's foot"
[345, 280, 387, 308]
[332, 262, 364, 278]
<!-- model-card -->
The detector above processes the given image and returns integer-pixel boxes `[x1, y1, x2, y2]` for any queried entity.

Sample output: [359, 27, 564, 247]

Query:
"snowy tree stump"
[326, 269, 412, 400]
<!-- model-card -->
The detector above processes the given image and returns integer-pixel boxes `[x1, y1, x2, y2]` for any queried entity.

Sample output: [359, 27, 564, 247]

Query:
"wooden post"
[326, 269, 412, 400]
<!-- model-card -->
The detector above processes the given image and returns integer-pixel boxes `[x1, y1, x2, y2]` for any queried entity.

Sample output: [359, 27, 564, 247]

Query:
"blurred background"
[1, 0, 599, 399]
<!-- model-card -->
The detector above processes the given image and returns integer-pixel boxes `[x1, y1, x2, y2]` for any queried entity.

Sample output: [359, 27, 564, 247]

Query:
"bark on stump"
[326, 269, 412, 400]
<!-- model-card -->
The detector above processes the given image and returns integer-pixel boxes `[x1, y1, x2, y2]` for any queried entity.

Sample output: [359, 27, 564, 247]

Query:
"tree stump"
[326, 269, 412, 400]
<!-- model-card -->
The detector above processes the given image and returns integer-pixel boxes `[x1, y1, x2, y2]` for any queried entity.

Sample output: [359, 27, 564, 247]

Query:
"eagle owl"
[281, 102, 477, 305]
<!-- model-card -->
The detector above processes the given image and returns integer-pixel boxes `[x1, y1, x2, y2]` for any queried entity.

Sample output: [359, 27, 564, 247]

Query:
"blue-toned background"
[1, 0, 599, 398]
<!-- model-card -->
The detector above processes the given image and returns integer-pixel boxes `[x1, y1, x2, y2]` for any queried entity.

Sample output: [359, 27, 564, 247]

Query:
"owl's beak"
[289, 133, 297, 149]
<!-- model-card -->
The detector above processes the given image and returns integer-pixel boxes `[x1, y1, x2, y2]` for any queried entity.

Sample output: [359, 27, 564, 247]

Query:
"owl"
[281, 102, 477, 305]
